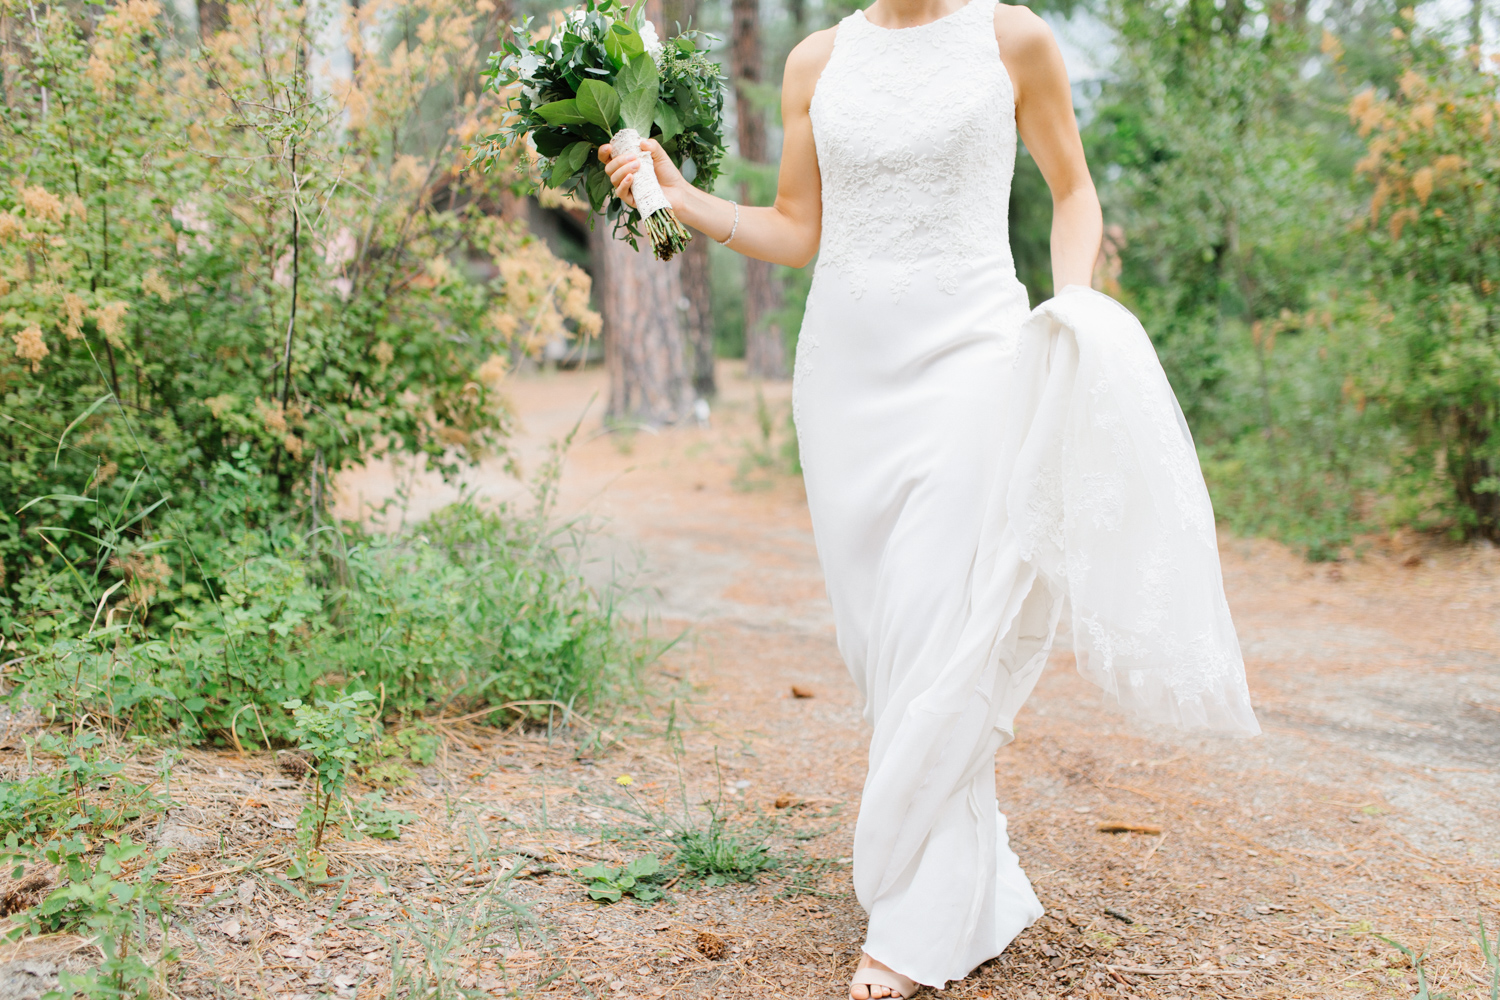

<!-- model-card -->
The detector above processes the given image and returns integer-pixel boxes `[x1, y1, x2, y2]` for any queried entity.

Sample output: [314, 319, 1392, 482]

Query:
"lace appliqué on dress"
[809, 0, 1016, 301]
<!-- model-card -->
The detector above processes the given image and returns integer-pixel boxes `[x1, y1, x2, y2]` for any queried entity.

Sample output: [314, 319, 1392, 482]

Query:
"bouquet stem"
[611, 127, 692, 262]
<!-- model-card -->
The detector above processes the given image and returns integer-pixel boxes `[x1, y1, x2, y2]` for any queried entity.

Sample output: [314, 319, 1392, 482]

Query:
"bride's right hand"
[597, 138, 690, 212]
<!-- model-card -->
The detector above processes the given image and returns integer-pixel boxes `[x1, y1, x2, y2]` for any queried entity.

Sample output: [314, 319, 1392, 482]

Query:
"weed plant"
[0, 731, 167, 841]
[672, 807, 777, 885]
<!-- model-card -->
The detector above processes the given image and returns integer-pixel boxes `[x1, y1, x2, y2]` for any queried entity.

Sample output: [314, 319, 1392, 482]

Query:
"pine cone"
[278, 750, 314, 778]
[695, 930, 728, 960]
[0, 868, 54, 916]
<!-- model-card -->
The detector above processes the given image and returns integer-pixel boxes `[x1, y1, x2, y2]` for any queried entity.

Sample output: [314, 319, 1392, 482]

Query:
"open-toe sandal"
[850, 967, 920, 999]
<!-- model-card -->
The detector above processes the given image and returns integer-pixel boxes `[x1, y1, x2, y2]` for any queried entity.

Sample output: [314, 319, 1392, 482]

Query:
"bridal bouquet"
[477, 0, 726, 261]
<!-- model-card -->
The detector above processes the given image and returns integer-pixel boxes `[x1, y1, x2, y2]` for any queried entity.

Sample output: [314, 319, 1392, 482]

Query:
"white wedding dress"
[792, 0, 1260, 988]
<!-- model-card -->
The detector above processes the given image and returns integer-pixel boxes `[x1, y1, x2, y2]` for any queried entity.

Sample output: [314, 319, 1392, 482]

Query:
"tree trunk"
[592, 222, 692, 425]
[197, 0, 228, 38]
[662, 0, 716, 398]
[679, 236, 716, 397]
[590, 0, 693, 423]
[731, 0, 786, 379]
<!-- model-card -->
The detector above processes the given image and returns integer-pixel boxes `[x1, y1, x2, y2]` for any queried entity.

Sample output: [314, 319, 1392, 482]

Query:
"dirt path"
[120, 362, 1499, 1000]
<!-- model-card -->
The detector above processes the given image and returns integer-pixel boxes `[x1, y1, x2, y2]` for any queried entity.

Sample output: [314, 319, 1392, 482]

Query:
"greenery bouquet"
[478, 0, 726, 261]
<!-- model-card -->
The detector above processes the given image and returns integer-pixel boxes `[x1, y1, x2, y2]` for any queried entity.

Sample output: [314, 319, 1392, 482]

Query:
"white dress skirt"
[791, 0, 1260, 987]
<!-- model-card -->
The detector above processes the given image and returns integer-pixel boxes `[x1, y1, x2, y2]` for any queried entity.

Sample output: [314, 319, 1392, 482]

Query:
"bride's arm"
[996, 5, 1102, 292]
[599, 29, 832, 269]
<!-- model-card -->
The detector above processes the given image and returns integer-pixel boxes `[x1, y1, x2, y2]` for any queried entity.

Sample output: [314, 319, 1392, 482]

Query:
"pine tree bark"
[197, 0, 228, 38]
[592, 223, 692, 425]
[679, 237, 715, 397]
[590, 0, 693, 423]
[731, 0, 786, 379]
[663, 0, 716, 397]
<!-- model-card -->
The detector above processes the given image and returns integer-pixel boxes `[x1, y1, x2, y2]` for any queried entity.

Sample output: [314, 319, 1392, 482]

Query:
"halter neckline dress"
[793, 0, 1259, 987]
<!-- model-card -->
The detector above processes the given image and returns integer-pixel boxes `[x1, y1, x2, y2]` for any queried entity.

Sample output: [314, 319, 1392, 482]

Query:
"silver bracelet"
[718, 201, 739, 246]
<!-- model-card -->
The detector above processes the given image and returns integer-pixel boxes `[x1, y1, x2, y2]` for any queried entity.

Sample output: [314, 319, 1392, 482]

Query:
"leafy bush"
[1342, 26, 1500, 539]
[284, 690, 378, 849]
[0, 0, 597, 630]
[0, 0, 647, 746]
[10, 498, 651, 743]
[9, 835, 176, 1000]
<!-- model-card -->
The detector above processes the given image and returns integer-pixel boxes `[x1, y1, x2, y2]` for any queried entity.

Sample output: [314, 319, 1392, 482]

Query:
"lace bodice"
[809, 0, 1016, 299]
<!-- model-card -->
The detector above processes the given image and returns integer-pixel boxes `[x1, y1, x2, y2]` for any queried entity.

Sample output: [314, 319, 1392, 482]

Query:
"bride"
[600, 0, 1259, 995]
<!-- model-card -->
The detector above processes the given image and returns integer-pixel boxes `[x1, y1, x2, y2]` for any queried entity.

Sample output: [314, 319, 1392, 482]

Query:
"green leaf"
[536, 99, 587, 125]
[575, 80, 621, 131]
[551, 141, 592, 186]
[654, 101, 682, 142]
[531, 128, 573, 157]
[604, 21, 645, 64]
[616, 54, 659, 135]
[585, 161, 613, 210]
[577, 862, 612, 880]
[632, 886, 661, 901]
[625, 854, 661, 878]
[587, 883, 623, 902]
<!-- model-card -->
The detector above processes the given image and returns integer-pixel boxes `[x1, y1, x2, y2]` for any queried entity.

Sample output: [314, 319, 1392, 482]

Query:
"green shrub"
[0, 0, 597, 639]
[7, 835, 176, 1000]
[9, 498, 650, 742]
[1342, 26, 1500, 539]
[284, 690, 378, 849]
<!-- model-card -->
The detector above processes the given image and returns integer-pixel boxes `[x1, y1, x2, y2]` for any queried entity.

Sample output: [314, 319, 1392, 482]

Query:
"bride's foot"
[849, 952, 918, 999]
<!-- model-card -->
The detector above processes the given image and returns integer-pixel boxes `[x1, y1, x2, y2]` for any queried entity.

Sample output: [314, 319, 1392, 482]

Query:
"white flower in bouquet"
[638, 20, 663, 63]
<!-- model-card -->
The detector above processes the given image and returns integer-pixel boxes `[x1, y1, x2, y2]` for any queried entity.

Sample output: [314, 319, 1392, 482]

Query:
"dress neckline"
[853, 0, 982, 33]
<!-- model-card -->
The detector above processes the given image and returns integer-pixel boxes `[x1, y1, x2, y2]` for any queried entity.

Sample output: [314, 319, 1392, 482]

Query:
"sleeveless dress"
[792, 0, 1260, 987]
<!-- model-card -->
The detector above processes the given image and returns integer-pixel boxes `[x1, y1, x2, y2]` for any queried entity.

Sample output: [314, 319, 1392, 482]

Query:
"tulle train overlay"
[793, 0, 1258, 986]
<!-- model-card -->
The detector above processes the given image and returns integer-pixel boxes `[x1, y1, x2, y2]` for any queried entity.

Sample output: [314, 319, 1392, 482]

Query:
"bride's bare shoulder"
[992, 3, 1057, 60]
[783, 26, 839, 106]
[992, 3, 1065, 95]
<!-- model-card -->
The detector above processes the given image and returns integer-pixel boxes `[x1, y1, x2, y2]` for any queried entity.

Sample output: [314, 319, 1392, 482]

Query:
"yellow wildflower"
[63, 293, 86, 339]
[204, 394, 237, 418]
[21, 186, 63, 224]
[87, 53, 116, 96]
[92, 301, 129, 348]
[13, 326, 49, 371]
[487, 308, 519, 338]
[142, 268, 174, 302]
[477, 354, 508, 388]
[616, 775, 633, 787]
[1412, 166, 1434, 205]
[576, 311, 602, 338]
[255, 397, 288, 434]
